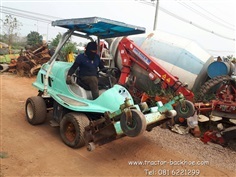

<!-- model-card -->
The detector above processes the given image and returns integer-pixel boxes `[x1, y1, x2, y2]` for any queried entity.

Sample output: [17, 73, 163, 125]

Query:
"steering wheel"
[98, 67, 120, 89]
[98, 67, 120, 78]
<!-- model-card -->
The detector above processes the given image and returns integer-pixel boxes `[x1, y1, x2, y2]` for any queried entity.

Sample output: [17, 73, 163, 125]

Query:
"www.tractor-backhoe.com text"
[128, 160, 210, 166]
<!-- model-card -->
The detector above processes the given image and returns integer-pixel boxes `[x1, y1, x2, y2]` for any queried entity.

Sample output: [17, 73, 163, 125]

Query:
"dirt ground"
[0, 73, 235, 177]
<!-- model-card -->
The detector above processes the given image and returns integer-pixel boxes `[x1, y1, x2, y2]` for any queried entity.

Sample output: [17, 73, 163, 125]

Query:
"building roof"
[0, 42, 9, 48]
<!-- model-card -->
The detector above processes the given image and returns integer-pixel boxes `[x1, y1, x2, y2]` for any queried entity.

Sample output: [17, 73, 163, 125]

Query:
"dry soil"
[1, 73, 236, 177]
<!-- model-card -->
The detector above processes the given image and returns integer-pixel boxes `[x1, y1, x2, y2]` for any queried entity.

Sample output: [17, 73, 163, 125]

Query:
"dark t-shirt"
[68, 53, 105, 77]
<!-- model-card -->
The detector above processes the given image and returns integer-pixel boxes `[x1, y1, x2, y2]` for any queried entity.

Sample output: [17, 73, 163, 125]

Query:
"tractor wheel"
[175, 100, 195, 119]
[198, 75, 231, 101]
[60, 113, 90, 148]
[120, 109, 147, 137]
[25, 96, 47, 125]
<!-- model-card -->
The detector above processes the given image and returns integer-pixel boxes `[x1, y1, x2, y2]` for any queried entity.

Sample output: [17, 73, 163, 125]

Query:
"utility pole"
[47, 23, 49, 42]
[153, 0, 159, 31]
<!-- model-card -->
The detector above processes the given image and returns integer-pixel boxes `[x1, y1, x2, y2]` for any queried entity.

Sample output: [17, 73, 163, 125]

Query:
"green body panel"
[33, 61, 134, 113]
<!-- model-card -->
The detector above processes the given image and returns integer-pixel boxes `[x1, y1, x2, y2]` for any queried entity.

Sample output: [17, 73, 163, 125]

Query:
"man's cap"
[86, 42, 97, 51]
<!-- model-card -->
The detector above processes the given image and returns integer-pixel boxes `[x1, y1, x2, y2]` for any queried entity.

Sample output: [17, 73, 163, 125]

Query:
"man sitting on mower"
[66, 41, 110, 100]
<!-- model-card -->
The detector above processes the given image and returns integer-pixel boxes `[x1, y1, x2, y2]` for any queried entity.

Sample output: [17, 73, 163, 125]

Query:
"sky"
[1, 0, 236, 57]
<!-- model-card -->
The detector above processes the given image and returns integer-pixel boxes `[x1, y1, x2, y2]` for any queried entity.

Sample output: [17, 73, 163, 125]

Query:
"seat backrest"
[65, 71, 93, 100]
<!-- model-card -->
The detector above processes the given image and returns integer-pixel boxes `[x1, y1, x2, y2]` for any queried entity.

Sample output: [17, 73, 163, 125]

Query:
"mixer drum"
[110, 31, 214, 93]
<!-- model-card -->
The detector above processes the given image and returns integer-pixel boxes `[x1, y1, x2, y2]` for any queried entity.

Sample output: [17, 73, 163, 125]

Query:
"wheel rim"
[65, 122, 76, 142]
[27, 103, 34, 120]
[179, 106, 190, 114]
[127, 118, 137, 130]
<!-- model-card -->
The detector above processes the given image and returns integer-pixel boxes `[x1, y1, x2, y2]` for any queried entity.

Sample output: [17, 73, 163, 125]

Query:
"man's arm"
[67, 62, 79, 76]
[67, 54, 82, 76]
[98, 56, 107, 72]
[66, 56, 80, 85]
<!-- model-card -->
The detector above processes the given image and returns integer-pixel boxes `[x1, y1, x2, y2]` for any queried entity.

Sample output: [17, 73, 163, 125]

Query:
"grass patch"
[0, 152, 8, 159]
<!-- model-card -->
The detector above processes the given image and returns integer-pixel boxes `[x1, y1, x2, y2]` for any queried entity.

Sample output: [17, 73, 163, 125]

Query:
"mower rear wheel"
[60, 113, 89, 148]
[120, 109, 146, 137]
[25, 96, 47, 125]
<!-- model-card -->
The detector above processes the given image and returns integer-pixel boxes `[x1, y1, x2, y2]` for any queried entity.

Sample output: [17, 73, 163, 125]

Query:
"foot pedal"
[50, 120, 59, 127]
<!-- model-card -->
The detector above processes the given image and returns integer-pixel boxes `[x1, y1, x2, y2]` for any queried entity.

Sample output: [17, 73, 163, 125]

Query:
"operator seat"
[66, 71, 93, 100]
[67, 73, 107, 100]
[71, 76, 93, 99]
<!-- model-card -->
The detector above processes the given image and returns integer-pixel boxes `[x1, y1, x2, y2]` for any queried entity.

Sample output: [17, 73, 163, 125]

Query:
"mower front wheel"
[120, 109, 147, 137]
[60, 113, 90, 148]
[175, 100, 195, 119]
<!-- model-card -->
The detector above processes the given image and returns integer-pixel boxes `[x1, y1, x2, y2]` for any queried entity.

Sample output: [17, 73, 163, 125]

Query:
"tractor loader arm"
[117, 37, 194, 102]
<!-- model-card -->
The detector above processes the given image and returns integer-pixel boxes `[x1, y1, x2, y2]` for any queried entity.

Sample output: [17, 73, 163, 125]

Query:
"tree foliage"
[50, 33, 62, 47]
[26, 31, 43, 48]
[49, 33, 77, 61]
[223, 55, 236, 63]
[2, 15, 22, 46]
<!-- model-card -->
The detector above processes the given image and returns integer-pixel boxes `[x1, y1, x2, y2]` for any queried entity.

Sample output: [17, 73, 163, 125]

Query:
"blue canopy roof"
[52, 17, 146, 39]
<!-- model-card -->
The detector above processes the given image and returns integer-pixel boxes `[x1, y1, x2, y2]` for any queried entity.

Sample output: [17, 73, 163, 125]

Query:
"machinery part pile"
[201, 130, 226, 146]
[0, 44, 51, 77]
[198, 75, 231, 101]
[197, 75, 236, 118]
[201, 126, 236, 146]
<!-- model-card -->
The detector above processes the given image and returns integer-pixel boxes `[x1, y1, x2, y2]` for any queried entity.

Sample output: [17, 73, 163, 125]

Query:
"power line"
[207, 49, 235, 53]
[1, 9, 52, 23]
[1, 6, 61, 20]
[178, 2, 235, 31]
[0, 9, 66, 30]
[0, 7, 66, 40]
[160, 7, 235, 41]
[1, 3, 235, 41]
[137, 1, 235, 41]
[191, 2, 235, 28]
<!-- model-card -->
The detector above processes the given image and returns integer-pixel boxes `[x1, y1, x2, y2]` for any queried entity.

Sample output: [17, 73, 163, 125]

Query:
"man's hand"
[66, 75, 72, 85]
[100, 67, 108, 73]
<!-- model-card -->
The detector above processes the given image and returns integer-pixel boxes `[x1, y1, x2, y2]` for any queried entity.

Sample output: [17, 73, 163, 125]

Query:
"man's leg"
[98, 76, 117, 88]
[80, 76, 99, 99]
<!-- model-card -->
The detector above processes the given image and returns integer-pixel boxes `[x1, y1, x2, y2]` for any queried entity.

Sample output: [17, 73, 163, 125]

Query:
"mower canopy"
[52, 16, 146, 39]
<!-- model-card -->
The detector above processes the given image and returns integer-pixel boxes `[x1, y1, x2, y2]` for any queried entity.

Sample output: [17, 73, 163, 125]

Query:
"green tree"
[2, 15, 22, 46]
[0, 34, 8, 43]
[50, 33, 62, 47]
[50, 33, 77, 61]
[26, 31, 43, 48]
[224, 55, 236, 63]
[62, 42, 77, 54]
